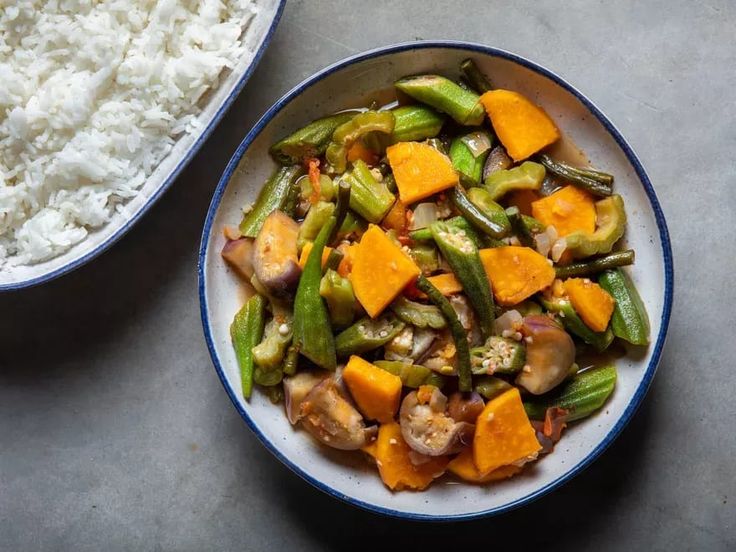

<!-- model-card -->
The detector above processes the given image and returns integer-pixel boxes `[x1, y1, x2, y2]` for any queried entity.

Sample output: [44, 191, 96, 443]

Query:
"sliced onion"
[409, 202, 438, 230]
[494, 309, 522, 335]
[461, 131, 492, 158]
[535, 225, 558, 258]
[483, 146, 512, 180]
[551, 237, 567, 262]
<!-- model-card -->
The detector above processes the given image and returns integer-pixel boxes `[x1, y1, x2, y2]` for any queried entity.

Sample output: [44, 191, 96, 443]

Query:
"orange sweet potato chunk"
[473, 388, 542, 475]
[386, 142, 459, 204]
[375, 422, 448, 491]
[447, 447, 522, 484]
[564, 278, 616, 332]
[351, 225, 420, 317]
[427, 273, 463, 295]
[531, 185, 596, 237]
[382, 199, 408, 233]
[347, 141, 378, 165]
[343, 356, 402, 423]
[297, 241, 333, 269]
[480, 246, 555, 306]
[480, 89, 560, 162]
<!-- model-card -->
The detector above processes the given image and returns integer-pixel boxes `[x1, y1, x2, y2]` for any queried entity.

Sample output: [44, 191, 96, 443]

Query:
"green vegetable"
[340, 159, 395, 223]
[565, 195, 626, 258]
[425, 137, 448, 154]
[484, 161, 546, 201]
[297, 201, 334, 252]
[395, 75, 485, 126]
[541, 296, 614, 351]
[467, 187, 511, 235]
[270, 113, 353, 164]
[324, 248, 344, 272]
[415, 275, 472, 392]
[337, 210, 367, 240]
[253, 312, 293, 370]
[374, 360, 446, 388]
[450, 130, 492, 186]
[334, 314, 406, 357]
[264, 385, 284, 404]
[409, 216, 483, 247]
[470, 336, 526, 375]
[524, 364, 617, 421]
[253, 366, 283, 387]
[474, 376, 512, 400]
[230, 294, 267, 399]
[514, 300, 543, 317]
[409, 242, 440, 274]
[391, 105, 445, 142]
[239, 166, 304, 238]
[555, 250, 635, 279]
[430, 220, 496, 338]
[537, 154, 613, 197]
[319, 269, 356, 329]
[282, 344, 299, 376]
[389, 296, 446, 329]
[298, 173, 335, 202]
[292, 181, 351, 370]
[326, 111, 395, 173]
[598, 268, 650, 345]
[460, 58, 493, 94]
[449, 187, 508, 239]
[505, 206, 535, 247]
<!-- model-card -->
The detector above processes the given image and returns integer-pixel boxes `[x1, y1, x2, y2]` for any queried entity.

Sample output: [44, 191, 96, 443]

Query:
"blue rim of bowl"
[199, 40, 674, 521]
[0, 0, 287, 292]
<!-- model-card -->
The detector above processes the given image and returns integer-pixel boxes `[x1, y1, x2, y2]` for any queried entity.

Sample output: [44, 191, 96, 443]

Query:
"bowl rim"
[198, 40, 674, 521]
[0, 0, 287, 292]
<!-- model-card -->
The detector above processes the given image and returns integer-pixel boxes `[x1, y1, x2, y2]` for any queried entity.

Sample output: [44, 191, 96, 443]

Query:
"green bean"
[555, 250, 635, 279]
[460, 58, 493, 94]
[537, 154, 613, 197]
[449, 187, 508, 239]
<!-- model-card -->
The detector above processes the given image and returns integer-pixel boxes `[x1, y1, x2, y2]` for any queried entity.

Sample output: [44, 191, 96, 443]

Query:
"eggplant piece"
[253, 210, 301, 297]
[299, 379, 371, 450]
[221, 238, 255, 281]
[447, 391, 485, 424]
[399, 388, 474, 456]
[283, 371, 329, 425]
[515, 315, 576, 395]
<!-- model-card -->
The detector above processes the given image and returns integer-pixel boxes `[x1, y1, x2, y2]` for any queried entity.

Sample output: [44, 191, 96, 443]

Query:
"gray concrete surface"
[1, 0, 734, 549]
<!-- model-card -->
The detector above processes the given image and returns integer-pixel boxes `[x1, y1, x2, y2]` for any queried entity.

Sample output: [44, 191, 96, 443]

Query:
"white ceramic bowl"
[199, 42, 673, 520]
[0, 0, 285, 291]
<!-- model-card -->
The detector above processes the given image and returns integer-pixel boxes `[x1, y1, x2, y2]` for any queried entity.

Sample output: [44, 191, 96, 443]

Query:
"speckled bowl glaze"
[0, 0, 285, 291]
[199, 42, 673, 520]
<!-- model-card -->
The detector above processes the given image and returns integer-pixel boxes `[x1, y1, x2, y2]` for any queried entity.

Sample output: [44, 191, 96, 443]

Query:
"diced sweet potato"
[351, 225, 420, 318]
[564, 278, 616, 332]
[473, 388, 541, 475]
[386, 142, 459, 204]
[447, 447, 522, 483]
[343, 356, 402, 423]
[427, 273, 463, 296]
[531, 185, 596, 237]
[382, 199, 408, 233]
[480, 246, 555, 306]
[347, 140, 378, 165]
[375, 422, 448, 491]
[297, 241, 333, 269]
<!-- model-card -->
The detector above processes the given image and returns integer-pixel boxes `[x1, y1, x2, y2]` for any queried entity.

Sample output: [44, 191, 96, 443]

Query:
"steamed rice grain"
[0, 0, 259, 266]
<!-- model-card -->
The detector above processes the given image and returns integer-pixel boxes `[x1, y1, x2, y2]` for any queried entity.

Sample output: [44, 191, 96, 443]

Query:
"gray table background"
[2, 0, 735, 549]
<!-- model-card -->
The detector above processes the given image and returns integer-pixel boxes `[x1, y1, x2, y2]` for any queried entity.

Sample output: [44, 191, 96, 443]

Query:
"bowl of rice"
[0, 0, 285, 290]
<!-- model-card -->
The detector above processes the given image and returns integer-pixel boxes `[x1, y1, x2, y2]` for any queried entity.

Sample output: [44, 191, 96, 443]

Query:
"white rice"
[0, 0, 258, 266]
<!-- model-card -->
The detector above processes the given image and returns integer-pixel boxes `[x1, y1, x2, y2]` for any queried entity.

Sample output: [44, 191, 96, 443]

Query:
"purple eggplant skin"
[515, 315, 576, 395]
[447, 391, 485, 424]
[253, 210, 302, 297]
[221, 237, 256, 281]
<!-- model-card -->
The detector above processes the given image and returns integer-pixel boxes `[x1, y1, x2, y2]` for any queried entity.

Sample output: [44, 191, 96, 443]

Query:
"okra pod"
[253, 312, 293, 370]
[319, 268, 356, 329]
[389, 296, 447, 329]
[334, 314, 406, 357]
[270, 113, 353, 164]
[537, 154, 613, 197]
[484, 161, 546, 201]
[460, 58, 493, 94]
[374, 360, 446, 389]
[467, 187, 511, 235]
[340, 159, 395, 223]
[541, 297, 614, 351]
[505, 206, 535, 247]
[239, 165, 304, 238]
[230, 294, 267, 399]
[253, 366, 283, 387]
[450, 130, 492, 186]
[297, 200, 334, 252]
[523, 364, 617, 421]
[395, 75, 485, 126]
[470, 336, 526, 375]
[326, 111, 395, 173]
[409, 242, 440, 274]
[430, 220, 496, 338]
[391, 105, 445, 142]
[449, 187, 508, 239]
[292, 181, 351, 370]
[598, 268, 650, 345]
[474, 375, 512, 400]
[409, 216, 482, 247]
[415, 275, 472, 392]
[555, 250, 635, 279]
